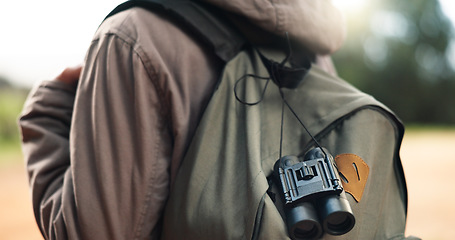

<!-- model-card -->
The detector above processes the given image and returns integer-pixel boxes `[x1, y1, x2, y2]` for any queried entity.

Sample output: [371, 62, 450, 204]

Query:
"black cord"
[279, 99, 285, 159]
[279, 90, 328, 158]
[234, 74, 271, 106]
[280, 32, 293, 66]
[234, 73, 327, 159]
[234, 33, 327, 159]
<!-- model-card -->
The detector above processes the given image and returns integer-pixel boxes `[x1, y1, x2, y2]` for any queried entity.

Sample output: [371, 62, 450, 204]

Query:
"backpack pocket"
[251, 189, 289, 240]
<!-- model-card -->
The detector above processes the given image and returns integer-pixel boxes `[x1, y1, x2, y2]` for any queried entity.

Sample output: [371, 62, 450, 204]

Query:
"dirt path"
[0, 130, 453, 239]
[0, 162, 41, 240]
[401, 130, 455, 240]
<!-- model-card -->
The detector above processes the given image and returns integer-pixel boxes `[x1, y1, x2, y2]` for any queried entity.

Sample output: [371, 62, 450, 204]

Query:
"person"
[18, 1, 354, 239]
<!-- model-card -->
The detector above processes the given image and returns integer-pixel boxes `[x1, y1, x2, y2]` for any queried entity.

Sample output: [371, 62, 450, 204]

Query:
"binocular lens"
[292, 221, 321, 239]
[287, 203, 323, 240]
[319, 194, 355, 236]
[325, 211, 355, 235]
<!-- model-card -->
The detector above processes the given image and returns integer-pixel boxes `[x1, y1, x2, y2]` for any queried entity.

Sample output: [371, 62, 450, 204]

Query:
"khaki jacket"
[19, 1, 345, 239]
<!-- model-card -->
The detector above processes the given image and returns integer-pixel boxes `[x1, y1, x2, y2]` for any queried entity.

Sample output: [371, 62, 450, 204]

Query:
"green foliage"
[0, 88, 28, 142]
[0, 86, 28, 165]
[333, 0, 455, 124]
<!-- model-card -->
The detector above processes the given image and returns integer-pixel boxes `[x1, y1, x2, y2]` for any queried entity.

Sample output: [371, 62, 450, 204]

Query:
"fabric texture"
[161, 48, 409, 239]
[20, 7, 222, 239]
[202, 0, 345, 54]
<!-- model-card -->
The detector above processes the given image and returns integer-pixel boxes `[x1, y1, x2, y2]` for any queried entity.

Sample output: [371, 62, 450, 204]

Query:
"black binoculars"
[273, 147, 355, 240]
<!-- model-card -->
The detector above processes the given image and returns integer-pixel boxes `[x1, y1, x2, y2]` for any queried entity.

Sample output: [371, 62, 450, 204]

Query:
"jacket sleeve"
[19, 31, 173, 240]
[19, 80, 76, 239]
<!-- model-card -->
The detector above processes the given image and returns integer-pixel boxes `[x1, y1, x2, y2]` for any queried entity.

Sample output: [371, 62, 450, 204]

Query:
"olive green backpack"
[106, 1, 418, 239]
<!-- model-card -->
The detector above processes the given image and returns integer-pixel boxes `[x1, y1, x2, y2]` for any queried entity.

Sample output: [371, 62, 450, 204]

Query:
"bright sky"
[1, 0, 454, 87]
[0, 0, 124, 87]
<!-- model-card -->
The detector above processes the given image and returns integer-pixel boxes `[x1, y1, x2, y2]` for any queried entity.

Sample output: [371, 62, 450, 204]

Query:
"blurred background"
[0, 0, 454, 239]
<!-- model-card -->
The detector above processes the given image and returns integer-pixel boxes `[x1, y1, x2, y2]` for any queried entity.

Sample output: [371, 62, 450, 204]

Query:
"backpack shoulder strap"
[104, 0, 246, 62]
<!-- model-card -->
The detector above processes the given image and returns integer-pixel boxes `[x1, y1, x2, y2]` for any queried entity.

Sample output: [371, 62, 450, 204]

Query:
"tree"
[333, 0, 455, 124]
[0, 75, 11, 88]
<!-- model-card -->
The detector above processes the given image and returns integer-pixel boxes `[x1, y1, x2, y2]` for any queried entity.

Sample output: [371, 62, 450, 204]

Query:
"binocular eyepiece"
[273, 148, 355, 240]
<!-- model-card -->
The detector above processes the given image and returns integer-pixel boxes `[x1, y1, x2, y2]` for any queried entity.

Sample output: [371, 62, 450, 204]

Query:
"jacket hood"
[200, 0, 346, 55]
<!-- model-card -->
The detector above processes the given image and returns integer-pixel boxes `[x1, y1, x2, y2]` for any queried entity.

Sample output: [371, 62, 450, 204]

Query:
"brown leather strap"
[335, 153, 370, 202]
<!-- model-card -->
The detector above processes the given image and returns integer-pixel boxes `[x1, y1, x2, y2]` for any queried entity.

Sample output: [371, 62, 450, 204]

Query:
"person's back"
[18, 1, 416, 239]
